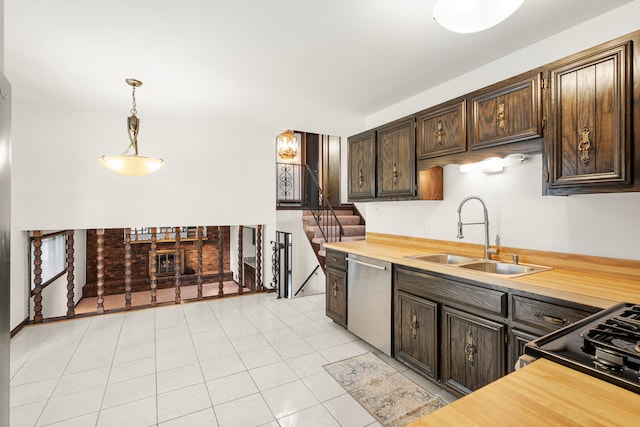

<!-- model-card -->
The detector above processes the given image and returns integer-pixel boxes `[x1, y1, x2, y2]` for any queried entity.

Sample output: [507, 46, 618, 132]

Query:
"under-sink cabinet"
[395, 291, 438, 380]
[394, 265, 597, 397]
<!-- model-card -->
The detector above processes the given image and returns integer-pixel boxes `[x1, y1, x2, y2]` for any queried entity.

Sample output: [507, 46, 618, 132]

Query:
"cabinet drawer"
[512, 295, 595, 333]
[396, 269, 507, 317]
[325, 250, 347, 270]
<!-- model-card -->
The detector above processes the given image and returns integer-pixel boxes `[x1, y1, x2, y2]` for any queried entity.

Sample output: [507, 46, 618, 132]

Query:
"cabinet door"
[377, 117, 416, 198]
[395, 291, 438, 380]
[545, 41, 632, 194]
[470, 73, 542, 150]
[416, 99, 466, 159]
[325, 267, 347, 328]
[442, 306, 506, 395]
[508, 329, 539, 374]
[347, 130, 376, 200]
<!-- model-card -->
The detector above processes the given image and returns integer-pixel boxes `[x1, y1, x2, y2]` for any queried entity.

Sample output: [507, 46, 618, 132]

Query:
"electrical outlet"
[424, 221, 432, 234]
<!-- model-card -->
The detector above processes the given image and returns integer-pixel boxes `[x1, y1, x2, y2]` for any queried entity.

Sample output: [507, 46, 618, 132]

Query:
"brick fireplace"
[83, 227, 233, 297]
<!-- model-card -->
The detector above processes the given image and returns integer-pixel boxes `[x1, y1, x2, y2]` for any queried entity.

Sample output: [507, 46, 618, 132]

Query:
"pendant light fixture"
[99, 79, 164, 176]
[433, 0, 526, 34]
[277, 130, 299, 160]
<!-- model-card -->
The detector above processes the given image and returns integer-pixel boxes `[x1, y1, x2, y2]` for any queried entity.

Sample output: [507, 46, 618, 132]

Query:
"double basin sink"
[404, 253, 551, 278]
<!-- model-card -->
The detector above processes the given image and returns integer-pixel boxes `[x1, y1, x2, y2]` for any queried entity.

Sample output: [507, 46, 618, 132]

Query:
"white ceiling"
[4, 0, 634, 130]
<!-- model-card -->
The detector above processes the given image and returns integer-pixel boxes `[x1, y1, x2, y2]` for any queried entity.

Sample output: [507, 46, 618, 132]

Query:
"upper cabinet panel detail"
[417, 99, 467, 159]
[377, 117, 416, 198]
[545, 40, 632, 193]
[347, 130, 376, 201]
[470, 73, 543, 150]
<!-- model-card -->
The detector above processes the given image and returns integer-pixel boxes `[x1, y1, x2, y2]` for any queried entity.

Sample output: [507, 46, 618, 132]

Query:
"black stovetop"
[525, 302, 640, 394]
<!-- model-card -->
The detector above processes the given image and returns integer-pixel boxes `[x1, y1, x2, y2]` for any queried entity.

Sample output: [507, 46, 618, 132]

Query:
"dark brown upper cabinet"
[416, 98, 467, 159]
[347, 130, 376, 200]
[470, 72, 543, 150]
[544, 38, 634, 195]
[377, 116, 417, 199]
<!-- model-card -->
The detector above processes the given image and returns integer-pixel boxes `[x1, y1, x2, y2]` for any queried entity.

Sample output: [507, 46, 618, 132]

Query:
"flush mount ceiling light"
[277, 130, 298, 160]
[99, 79, 164, 176]
[433, 0, 526, 34]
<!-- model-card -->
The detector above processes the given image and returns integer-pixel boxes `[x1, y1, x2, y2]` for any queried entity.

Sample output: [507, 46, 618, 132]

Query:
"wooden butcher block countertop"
[406, 358, 640, 427]
[324, 233, 640, 308]
[325, 233, 640, 425]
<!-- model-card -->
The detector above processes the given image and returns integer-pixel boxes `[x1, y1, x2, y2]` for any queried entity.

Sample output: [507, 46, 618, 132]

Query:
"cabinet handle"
[535, 312, 568, 326]
[465, 331, 476, 365]
[578, 126, 592, 166]
[496, 101, 506, 132]
[358, 169, 364, 187]
[409, 312, 419, 338]
[435, 120, 445, 145]
[392, 163, 398, 184]
[332, 281, 337, 297]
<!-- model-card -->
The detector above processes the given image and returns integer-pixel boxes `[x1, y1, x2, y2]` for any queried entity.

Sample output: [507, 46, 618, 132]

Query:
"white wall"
[360, 1, 640, 262]
[276, 210, 326, 297]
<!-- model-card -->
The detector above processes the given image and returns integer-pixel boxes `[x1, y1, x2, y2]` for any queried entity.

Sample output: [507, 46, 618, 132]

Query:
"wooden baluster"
[197, 226, 203, 300]
[32, 231, 43, 323]
[218, 226, 224, 296]
[237, 226, 243, 294]
[65, 230, 75, 319]
[256, 225, 263, 292]
[175, 226, 182, 304]
[150, 227, 157, 307]
[124, 228, 132, 310]
[96, 229, 105, 314]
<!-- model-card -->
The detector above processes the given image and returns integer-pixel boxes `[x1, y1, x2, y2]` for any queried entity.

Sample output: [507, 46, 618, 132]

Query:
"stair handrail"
[303, 164, 344, 243]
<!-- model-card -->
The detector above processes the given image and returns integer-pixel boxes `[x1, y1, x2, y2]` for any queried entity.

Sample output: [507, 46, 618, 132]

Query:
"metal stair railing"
[302, 164, 344, 244]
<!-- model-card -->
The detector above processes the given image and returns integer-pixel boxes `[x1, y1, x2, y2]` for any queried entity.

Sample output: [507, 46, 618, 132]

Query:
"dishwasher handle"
[346, 257, 388, 270]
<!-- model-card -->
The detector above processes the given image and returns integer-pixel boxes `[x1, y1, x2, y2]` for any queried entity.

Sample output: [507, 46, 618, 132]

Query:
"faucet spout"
[456, 196, 496, 260]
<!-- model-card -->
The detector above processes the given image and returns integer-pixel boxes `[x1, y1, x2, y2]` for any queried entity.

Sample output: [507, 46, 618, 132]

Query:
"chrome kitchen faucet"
[456, 196, 499, 260]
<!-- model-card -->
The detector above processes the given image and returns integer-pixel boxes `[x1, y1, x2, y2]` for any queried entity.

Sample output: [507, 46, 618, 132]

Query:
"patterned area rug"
[324, 353, 447, 427]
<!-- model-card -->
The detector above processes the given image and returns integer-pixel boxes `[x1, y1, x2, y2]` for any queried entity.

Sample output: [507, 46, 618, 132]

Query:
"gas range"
[525, 302, 640, 394]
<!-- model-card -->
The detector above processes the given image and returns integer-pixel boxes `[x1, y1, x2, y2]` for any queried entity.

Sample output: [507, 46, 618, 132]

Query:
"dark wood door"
[395, 291, 438, 380]
[470, 72, 542, 150]
[508, 329, 539, 374]
[544, 40, 632, 194]
[417, 99, 466, 159]
[347, 130, 376, 200]
[442, 306, 506, 395]
[325, 267, 347, 328]
[377, 116, 416, 198]
[322, 135, 341, 207]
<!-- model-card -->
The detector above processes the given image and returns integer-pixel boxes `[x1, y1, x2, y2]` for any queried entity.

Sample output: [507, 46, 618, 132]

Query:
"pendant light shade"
[433, 0, 526, 34]
[99, 78, 164, 176]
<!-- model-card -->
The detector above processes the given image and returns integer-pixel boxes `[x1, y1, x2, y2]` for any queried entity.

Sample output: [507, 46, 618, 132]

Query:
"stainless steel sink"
[406, 254, 479, 264]
[458, 261, 551, 277]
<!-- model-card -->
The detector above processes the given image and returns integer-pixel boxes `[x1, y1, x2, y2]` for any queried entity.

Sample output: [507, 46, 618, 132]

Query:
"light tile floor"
[10, 292, 457, 427]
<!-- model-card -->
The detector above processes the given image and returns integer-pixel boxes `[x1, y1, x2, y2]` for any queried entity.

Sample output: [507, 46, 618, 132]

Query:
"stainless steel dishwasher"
[346, 254, 392, 356]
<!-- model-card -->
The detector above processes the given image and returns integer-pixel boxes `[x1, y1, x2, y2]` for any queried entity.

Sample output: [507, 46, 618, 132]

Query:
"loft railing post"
[218, 226, 224, 297]
[174, 226, 182, 304]
[257, 225, 263, 292]
[197, 226, 204, 300]
[237, 226, 244, 294]
[124, 228, 132, 310]
[65, 230, 76, 319]
[96, 229, 105, 314]
[32, 230, 43, 323]
[150, 227, 158, 307]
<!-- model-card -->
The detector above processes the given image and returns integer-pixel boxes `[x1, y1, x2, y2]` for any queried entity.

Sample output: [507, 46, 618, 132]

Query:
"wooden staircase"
[302, 206, 365, 269]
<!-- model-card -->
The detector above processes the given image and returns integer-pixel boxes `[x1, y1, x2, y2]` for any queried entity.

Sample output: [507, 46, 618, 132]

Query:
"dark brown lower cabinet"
[509, 329, 539, 373]
[395, 291, 438, 380]
[441, 306, 507, 395]
[325, 267, 347, 328]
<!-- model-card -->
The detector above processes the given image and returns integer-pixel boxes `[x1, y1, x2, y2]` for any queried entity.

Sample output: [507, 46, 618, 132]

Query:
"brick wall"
[85, 226, 232, 296]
